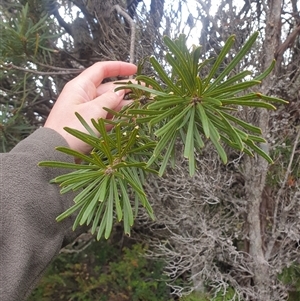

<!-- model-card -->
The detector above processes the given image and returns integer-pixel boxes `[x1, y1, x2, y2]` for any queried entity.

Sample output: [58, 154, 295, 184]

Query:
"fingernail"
[114, 89, 124, 97]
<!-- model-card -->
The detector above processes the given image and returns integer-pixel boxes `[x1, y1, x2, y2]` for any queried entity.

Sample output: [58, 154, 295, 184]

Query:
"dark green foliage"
[279, 264, 300, 301]
[28, 242, 171, 301]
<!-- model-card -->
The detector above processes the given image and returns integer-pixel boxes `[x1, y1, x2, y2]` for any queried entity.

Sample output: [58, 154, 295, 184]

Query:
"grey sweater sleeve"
[0, 128, 84, 301]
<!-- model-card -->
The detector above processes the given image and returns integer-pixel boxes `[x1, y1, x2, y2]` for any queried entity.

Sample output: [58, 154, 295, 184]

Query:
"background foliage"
[1, 0, 300, 300]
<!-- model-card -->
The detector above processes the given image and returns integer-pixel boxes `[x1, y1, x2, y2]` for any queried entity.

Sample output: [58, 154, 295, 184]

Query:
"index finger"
[75, 61, 137, 87]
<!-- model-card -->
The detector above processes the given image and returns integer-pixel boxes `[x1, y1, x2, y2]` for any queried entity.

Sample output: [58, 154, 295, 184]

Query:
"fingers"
[75, 61, 137, 87]
[83, 89, 126, 121]
[96, 81, 133, 96]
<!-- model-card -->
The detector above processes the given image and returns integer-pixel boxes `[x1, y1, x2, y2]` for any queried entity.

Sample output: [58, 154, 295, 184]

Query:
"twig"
[1, 63, 84, 75]
[111, 5, 136, 66]
[266, 126, 300, 259]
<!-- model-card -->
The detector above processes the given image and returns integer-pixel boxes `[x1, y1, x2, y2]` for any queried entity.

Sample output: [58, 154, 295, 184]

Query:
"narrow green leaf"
[98, 176, 109, 202]
[204, 80, 261, 98]
[165, 53, 195, 94]
[221, 99, 276, 110]
[217, 110, 244, 150]
[208, 119, 227, 163]
[254, 59, 275, 81]
[91, 202, 105, 234]
[119, 179, 134, 227]
[164, 35, 194, 80]
[128, 109, 160, 116]
[244, 139, 273, 163]
[104, 183, 114, 239]
[158, 133, 177, 177]
[150, 56, 182, 95]
[120, 126, 139, 157]
[55, 147, 98, 165]
[184, 106, 195, 158]
[97, 211, 108, 240]
[122, 168, 147, 199]
[79, 179, 106, 225]
[206, 32, 259, 92]
[148, 96, 188, 110]
[196, 103, 210, 138]
[203, 35, 236, 90]
[75, 112, 97, 137]
[147, 125, 175, 167]
[211, 70, 252, 91]
[57, 170, 102, 187]
[56, 196, 86, 222]
[155, 105, 191, 137]
[117, 83, 168, 97]
[112, 177, 122, 221]
[63, 128, 100, 149]
[201, 97, 223, 107]
[73, 177, 102, 203]
[184, 106, 196, 176]
[196, 76, 203, 95]
[38, 161, 99, 169]
[91, 118, 112, 147]
[220, 111, 262, 134]
[149, 105, 181, 126]
[90, 152, 107, 169]
[135, 75, 164, 91]
[255, 93, 289, 104]
[194, 125, 205, 150]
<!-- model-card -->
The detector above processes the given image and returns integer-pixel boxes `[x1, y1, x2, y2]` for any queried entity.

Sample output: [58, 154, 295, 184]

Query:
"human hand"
[44, 61, 137, 154]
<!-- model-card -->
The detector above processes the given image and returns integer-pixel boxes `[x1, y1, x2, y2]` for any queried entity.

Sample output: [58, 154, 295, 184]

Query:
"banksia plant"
[39, 32, 287, 239]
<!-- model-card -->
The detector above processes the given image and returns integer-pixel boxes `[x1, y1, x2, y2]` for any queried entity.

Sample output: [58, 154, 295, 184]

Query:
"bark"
[244, 0, 282, 300]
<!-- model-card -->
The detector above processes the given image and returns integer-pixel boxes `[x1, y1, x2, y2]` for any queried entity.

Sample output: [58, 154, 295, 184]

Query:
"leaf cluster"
[39, 33, 288, 239]
[0, 3, 56, 63]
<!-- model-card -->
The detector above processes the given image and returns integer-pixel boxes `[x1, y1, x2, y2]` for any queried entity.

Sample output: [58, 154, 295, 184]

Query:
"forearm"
[0, 128, 83, 301]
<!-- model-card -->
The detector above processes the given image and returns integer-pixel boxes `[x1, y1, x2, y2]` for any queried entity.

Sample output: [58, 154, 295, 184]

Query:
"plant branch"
[111, 5, 136, 66]
[1, 63, 84, 76]
[266, 126, 300, 259]
[275, 23, 300, 59]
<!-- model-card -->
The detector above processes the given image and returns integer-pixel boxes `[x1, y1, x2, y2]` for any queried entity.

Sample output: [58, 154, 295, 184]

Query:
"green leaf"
[196, 103, 210, 138]
[38, 161, 99, 169]
[254, 59, 275, 81]
[244, 139, 273, 164]
[150, 56, 182, 95]
[217, 110, 244, 150]
[184, 106, 196, 176]
[55, 147, 98, 165]
[147, 123, 175, 167]
[119, 179, 134, 227]
[221, 99, 276, 110]
[79, 180, 106, 225]
[104, 183, 114, 239]
[56, 196, 86, 222]
[148, 95, 188, 110]
[165, 52, 195, 94]
[148, 105, 181, 126]
[204, 80, 261, 98]
[158, 133, 177, 177]
[206, 31, 259, 92]
[203, 35, 236, 90]
[220, 111, 262, 134]
[207, 119, 227, 164]
[155, 105, 191, 137]
[75, 112, 97, 137]
[112, 177, 122, 221]
[97, 210, 108, 240]
[255, 93, 289, 104]
[135, 75, 164, 91]
[91, 202, 105, 234]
